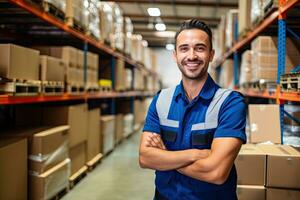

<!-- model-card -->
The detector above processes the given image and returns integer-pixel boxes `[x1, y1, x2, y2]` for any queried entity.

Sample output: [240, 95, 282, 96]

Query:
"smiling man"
[139, 19, 246, 200]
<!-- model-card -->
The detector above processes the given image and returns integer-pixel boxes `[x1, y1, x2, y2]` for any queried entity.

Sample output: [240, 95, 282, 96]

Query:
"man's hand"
[144, 133, 166, 150]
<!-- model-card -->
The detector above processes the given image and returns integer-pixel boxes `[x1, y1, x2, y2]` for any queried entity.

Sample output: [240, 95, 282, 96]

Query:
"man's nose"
[188, 49, 197, 60]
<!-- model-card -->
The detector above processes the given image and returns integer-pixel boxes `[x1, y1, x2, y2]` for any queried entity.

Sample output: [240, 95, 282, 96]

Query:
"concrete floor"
[62, 130, 155, 200]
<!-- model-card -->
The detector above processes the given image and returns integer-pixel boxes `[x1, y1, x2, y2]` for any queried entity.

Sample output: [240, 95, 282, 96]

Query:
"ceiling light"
[154, 31, 176, 38]
[155, 23, 166, 31]
[166, 43, 175, 51]
[147, 7, 161, 17]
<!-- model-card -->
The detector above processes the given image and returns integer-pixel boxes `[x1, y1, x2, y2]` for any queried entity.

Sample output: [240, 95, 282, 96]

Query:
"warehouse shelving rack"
[213, 0, 300, 144]
[0, 0, 160, 106]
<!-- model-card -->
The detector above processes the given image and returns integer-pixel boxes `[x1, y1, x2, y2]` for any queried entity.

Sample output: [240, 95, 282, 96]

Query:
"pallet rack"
[0, 0, 160, 113]
[213, 0, 300, 144]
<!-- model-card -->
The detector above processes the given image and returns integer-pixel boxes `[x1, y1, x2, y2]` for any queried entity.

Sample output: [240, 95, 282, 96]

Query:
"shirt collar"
[174, 74, 218, 102]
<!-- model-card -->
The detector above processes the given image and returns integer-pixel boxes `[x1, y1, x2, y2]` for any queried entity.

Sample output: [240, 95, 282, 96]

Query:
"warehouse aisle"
[62, 130, 155, 200]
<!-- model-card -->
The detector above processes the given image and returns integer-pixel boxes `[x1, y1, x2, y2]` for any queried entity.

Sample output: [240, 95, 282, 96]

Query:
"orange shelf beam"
[8, 0, 158, 77]
[0, 91, 156, 105]
[239, 89, 277, 100]
[279, 92, 300, 102]
[211, 0, 300, 68]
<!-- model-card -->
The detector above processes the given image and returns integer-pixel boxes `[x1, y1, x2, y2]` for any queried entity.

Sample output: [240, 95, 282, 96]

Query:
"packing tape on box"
[29, 141, 68, 174]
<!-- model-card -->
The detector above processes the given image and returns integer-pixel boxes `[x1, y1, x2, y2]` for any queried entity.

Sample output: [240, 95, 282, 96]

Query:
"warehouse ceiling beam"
[111, 0, 238, 8]
[125, 14, 220, 23]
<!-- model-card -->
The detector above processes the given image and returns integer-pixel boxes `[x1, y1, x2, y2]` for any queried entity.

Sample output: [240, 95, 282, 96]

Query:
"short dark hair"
[174, 19, 213, 50]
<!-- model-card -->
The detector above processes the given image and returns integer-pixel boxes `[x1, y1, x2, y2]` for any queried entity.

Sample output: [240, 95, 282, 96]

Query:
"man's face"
[173, 29, 214, 80]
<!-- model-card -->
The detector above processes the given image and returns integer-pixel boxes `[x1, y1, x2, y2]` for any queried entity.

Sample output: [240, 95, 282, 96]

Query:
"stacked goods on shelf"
[124, 17, 133, 56]
[143, 45, 157, 72]
[99, 79, 112, 92]
[86, 108, 101, 162]
[238, 0, 252, 38]
[115, 114, 124, 145]
[248, 104, 281, 144]
[42, 0, 66, 13]
[133, 68, 145, 91]
[0, 44, 40, 95]
[0, 138, 27, 200]
[134, 99, 147, 130]
[98, 2, 114, 45]
[219, 59, 234, 89]
[283, 104, 300, 147]
[100, 115, 116, 155]
[1, 126, 71, 200]
[66, 0, 88, 31]
[86, 52, 99, 91]
[42, 104, 88, 176]
[235, 144, 300, 200]
[251, 36, 300, 82]
[262, 0, 279, 15]
[86, 0, 101, 40]
[115, 58, 126, 91]
[125, 68, 133, 90]
[33, 46, 85, 93]
[124, 113, 134, 137]
[217, 16, 227, 55]
[131, 34, 143, 63]
[40, 55, 65, 95]
[251, 0, 264, 28]
[225, 9, 238, 49]
[239, 50, 253, 86]
[111, 3, 124, 51]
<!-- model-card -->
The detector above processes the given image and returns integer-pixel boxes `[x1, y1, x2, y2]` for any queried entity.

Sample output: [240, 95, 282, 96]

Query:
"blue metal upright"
[278, 15, 287, 144]
[233, 15, 239, 87]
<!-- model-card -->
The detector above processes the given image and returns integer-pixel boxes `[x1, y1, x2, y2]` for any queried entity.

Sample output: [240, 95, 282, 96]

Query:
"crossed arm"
[139, 131, 242, 185]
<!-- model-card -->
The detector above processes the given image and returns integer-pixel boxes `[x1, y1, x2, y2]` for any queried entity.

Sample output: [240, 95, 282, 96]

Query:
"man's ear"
[209, 49, 215, 62]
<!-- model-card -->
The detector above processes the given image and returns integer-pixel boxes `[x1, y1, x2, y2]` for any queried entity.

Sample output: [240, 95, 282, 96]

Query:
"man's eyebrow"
[195, 43, 207, 47]
[178, 44, 189, 48]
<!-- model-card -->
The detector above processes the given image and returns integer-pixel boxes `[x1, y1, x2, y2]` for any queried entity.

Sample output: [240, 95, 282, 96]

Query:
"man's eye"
[196, 47, 205, 51]
[179, 47, 188, 52]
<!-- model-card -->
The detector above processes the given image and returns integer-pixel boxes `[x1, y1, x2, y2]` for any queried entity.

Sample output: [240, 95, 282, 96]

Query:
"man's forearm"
[139, 147, 209, 171]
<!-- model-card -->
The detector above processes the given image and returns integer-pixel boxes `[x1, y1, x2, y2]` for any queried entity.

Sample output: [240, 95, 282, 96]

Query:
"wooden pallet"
[281, 73, 300, 92]
[251, 80, 277, 92]
[86, 153, 103, 171]
[66, 83, 85, 94]
[27, 0, 65, 22]
[263, 0, 278, 19]
[99, 85, 112, 92]
[49, 187, 69, 200]
[41, 81, 64, 95]
[66, 17, 87, 33]
[69, 166, 88, 189]
[85, 83, 99, 93]
[0, 78, 41, 96]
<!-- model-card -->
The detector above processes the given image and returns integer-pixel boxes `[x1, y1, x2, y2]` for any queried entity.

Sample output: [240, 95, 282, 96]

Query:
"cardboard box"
[125, 68, 132, 90]
[66, 0, 88, 28]
[238, 0, 252, 35]
[124, 113, 134, 137]
[115, 114, 124, 144]
[248, 104, 281, 144]
[258, 144, 300, 189]
[115, 58, 126, 91]
[237, 185, 265, 200]
[40, 55, 65, 82]
[0, 44, 40, 80]
[29, 158, 70, 200]
[0, 138, 27, 200]
[86, 108, 101, 161]
[225, 9, 238, 48]
[65, 66, 78, 84]
[100, 115, 115, 155]
[0, 126, 70, 174]
[266, 188, 300, 200]
[240, 50, 252, 84]
[219, 59, 234, 88]
[87, 52, 99, 70]
[77, 49, 84, 68]
[235, 144, 266, 185]
[34, 46, 78, 68]
[76, 68, 84, 85]
[134, 99, 147, 128]
[28, 126, 70, 174]
[42, 104, 88, 148]
[70, 142, 86, 175]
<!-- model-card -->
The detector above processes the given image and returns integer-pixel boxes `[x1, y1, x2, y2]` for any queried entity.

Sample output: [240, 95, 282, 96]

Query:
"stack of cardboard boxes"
[251, 36, 300, 82]
[236, 144, 300, 200]
[239, 50, 252, 86]
[86, 52, 99, 91]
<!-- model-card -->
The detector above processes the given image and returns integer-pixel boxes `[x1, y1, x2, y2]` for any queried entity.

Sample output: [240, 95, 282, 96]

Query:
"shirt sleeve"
[214, 91, 247, 143]
[142, 94, 161, 134]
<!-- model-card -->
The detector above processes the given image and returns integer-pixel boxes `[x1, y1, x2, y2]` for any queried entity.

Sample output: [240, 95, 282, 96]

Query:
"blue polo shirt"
[143, 75, 246, 200]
